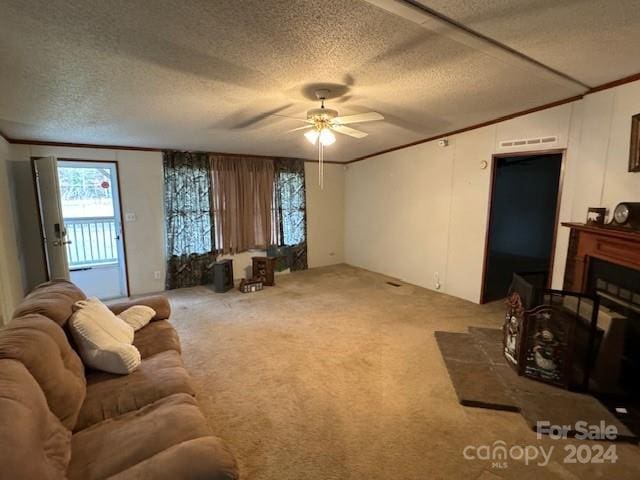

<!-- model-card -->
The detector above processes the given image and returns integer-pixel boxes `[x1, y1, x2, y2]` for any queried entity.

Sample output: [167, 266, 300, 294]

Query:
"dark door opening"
[481, 152, 563, 303]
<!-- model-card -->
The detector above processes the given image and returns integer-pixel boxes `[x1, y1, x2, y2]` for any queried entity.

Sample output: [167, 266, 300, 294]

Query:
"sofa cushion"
[108, 436, 239, 480]
[68, 394, 212, 480]
[133, 320, 181, 358]
[75, 349, 195, 431]
[0, 315, 86, 430]
[12, 279, 86, 327]
[108, 294, 172, 321]
[0, 359, 72, 480]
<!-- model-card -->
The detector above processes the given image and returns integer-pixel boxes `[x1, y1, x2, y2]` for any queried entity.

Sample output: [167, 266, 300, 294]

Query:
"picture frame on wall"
[630, 113, 640, 172]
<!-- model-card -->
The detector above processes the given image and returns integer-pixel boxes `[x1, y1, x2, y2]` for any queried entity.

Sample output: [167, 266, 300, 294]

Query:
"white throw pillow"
[74, 297, 134, 343]
[117, 305, 155, 332]
[69, 297, 140, 374]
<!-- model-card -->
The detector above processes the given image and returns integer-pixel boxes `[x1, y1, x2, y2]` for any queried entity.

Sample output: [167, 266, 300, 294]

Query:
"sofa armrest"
[107, 295, 171, 321]
[107, 436, 239, 480]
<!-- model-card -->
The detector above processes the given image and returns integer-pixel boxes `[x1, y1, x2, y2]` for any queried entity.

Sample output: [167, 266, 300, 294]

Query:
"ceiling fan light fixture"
[304, 129, 319, 145]
[319, 128, 335, 146]
[286, 89, 384, 189]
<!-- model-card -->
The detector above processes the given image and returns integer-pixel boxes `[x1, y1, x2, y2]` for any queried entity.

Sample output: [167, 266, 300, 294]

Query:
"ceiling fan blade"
[287, 125, 314, 133]
[331, 125, 368, 139]
[332, 112, 384, 125]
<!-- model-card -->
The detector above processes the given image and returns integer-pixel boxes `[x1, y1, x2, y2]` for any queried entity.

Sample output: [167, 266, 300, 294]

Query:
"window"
[272, 158, 308, 271]
[275, 170, 306, 246]
[164, 152, 214, 257]
[163, 151, 216, 289]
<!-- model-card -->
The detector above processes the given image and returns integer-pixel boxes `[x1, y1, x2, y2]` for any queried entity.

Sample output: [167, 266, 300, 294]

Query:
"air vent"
[499, 135, 558, 149]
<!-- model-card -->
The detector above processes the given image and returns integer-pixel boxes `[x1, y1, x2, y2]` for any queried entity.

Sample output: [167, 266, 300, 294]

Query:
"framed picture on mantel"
[630, 113, 640, 172]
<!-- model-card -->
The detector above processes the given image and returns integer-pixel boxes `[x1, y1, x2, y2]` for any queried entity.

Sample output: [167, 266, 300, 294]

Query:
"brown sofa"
[0, 280, 238, 480]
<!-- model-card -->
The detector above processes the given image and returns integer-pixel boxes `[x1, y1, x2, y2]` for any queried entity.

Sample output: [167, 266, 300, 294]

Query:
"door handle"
[52, 240, 72, 246]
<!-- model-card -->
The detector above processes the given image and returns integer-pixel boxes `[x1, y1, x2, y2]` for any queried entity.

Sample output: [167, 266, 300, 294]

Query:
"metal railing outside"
[64, 217, 119, 267]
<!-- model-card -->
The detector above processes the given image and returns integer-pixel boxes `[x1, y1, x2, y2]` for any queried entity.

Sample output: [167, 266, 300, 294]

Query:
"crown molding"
[8, 138, 161, 152]
[346, 72, 640, 164]
[4, 73, 639, 167]
[3, 138, 342, 164]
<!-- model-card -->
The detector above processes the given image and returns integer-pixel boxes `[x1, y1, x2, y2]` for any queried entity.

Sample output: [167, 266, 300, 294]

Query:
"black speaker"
[213, 259, 233, 293]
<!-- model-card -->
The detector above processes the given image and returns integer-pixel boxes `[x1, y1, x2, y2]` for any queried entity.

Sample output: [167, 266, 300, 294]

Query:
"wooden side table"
[252, 256, 276, 286]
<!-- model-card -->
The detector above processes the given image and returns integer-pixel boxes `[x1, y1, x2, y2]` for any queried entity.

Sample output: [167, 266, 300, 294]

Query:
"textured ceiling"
[417, 0, 640, 87]
[0, 0, 638, 162]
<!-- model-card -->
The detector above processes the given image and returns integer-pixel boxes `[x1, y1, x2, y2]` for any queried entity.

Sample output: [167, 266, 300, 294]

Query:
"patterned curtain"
[163, 151, 216, 289]
[272, 158, 308, 271]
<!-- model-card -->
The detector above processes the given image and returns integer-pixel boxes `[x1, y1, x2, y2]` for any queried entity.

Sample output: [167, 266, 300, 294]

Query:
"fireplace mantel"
[562, 222, 640, 292]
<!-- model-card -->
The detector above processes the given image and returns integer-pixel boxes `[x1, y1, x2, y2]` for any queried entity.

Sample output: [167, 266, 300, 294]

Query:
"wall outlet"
[125, 212, 137, 222]
[153, 271, 161, 280]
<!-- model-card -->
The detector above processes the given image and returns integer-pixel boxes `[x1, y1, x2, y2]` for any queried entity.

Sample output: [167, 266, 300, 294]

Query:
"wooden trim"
[6, 138, 342, 164]
[561, 222, 640, 292]
[348, 72, 640, 165]
[561, 222, 640, 243]
[479, 150, 565, 304]
[630, 113, 640, 172]
[347, 96, 582, 164]
[492, 147, 566, 159]
[478, 154, 499, 304]
[0, 129, 10, 144]
[586, 72, 640, 94]
[13, 139, 161, 151]
[33, 156, 132, 295]
[4, 72, 640, 166]
[546, 150, 568, 288]
[58, 158, 131, 296]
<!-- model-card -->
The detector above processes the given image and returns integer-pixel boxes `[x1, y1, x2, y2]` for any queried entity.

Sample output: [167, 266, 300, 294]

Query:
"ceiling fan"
[285, 89, 384, 188]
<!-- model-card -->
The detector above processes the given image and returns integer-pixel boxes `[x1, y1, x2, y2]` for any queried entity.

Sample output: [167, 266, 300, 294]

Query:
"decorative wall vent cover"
[499, 135, 558, 149]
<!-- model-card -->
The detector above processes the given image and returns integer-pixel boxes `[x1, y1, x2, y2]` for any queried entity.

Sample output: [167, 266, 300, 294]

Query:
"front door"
[57, 160, 129, 299]
[33, 156, 70, 280]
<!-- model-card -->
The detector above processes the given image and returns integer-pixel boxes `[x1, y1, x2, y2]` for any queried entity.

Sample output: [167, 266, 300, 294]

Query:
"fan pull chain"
[318, 141, 324, 190]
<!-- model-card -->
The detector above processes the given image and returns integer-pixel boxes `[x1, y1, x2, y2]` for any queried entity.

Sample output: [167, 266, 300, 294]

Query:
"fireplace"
[563, 222, 640, 433]
[586, 258, 640, 395]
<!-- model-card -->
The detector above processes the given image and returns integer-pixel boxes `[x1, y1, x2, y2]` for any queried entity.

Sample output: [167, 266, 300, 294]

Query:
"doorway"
[481, 152, 563, 303]
[34, 158, 129, 299]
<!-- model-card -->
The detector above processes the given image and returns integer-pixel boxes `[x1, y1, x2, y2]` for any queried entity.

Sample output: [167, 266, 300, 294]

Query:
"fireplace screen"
[503, 273, 601, 389]
[587, 258, 640, 395]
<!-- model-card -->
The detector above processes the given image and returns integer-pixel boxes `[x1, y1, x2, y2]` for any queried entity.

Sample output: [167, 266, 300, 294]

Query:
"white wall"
[8, 145, 344, 297]
[305, 163, 345, 268]
[9, 145, 167, 296]
[0, 136, 24, 324]
[345, 80, 640, 303]
[345, 140, 454, 288]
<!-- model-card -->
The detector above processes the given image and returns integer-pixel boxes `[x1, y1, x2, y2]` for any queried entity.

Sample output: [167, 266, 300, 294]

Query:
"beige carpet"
[167, 264, 640, 480]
